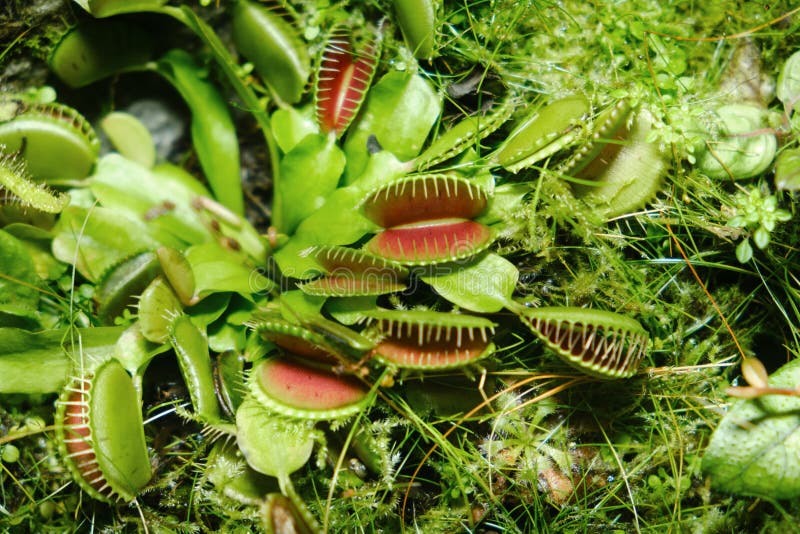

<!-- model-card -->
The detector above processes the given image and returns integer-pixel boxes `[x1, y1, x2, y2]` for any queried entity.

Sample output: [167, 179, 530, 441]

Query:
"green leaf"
[0, 229, 40, 320]
[695, 104, 776, 181]
[85, 0, 167, 17]
[275, 133, 345, 234]
[91, 156, 199, 244]
[777, 50, 800, 109]
[186, 292, 231, 327]
[208, 321, 246, 353]
[100, 111, 156, 168]
[753, 226, 770, 250]
[279, 290, 326, 322]
[185, 241, 274, 300]
[170, 314, 223, 422]
[51, 206, 161, 282]
[735, 239, 753, 264]
[273, 151, 406, 277]
[344, 71, 440, 183]
[3, 223, 66, 280]
[114, 322, 167, 377]
[271, 106, 317, 153]
[0, 326, 124, 393]
[155, 49, 243, 215]
[421, 253, 518, 313]
[48, 19, 155, 88]
[325, 296, 378, 325]
[775, 148, 800, 192]
[702, 358, 800, 499]
[235, 395, 315, 480]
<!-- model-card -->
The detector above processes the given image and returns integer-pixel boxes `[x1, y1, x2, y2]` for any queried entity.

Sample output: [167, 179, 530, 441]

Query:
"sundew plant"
[1, 0, 800, 532]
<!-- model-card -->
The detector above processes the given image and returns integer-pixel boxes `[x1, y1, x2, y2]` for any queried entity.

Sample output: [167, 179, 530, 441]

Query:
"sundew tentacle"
[0, 150, 70, 213]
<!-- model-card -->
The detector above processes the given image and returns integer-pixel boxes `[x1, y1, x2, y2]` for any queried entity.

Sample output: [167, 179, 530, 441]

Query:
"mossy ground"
[2, 1, 800, 532]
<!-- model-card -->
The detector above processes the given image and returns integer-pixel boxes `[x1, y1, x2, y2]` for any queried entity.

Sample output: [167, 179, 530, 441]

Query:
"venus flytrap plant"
[364, 309, 497, 371]
[93, 251, 161, 325]
[55, 358, 152, 503]
[695, 103, 778, 181]
[231, 0, 311, 106]
[0, 97, 100, 183]
[360, 173, 494, 265]
[392, 0, 438, 60]
[516, 306, 650, 379]
[315, 23, 382, 137]
[297, 245, 409, 297]
[490, 95, 590, 174]
[413, 91, 517, 171]
[12, 0, 800, 530]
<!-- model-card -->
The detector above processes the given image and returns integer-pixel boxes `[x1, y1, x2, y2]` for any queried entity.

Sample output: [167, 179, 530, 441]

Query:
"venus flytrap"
[55, 359, 152, 503]
[364, 309, 497, 371]
[231, 0, 311, 106]
[392, 0, 439, 60]
[516, 306, 649, 379]
[695, 104, 777, 181]
[490, 95, 590, 174]
[0, 0, 714, 529]
[0, 97, 99, 183]
[297, 245, 409, 297]
[315, 23, 382, 137]
[360, 174, 494, 265]
[93, 251, 161, 325]
[413, 92, 517, 171]
[48, 18, 155, 88]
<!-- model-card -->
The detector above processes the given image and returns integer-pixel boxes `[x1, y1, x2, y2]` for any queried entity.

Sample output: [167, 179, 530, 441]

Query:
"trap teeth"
[56, 359, 152, 503]
[359, 174, 493, 266]
[518, 306, 649, 379]
[298, 245, 409, 296]
[365, 309, 496, 370]
[361, 174, 489, 228]
[315, 25, 380, 136]
[365, 219, 493, 265]
[249, 356, 369, 420]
